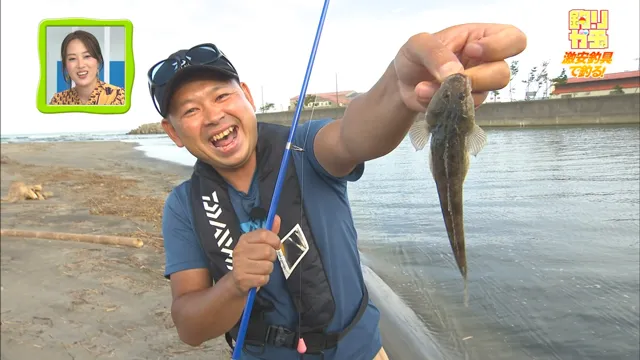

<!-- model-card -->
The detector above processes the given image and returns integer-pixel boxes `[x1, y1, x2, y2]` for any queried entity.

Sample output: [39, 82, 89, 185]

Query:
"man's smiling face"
[162, 73, 258, 171]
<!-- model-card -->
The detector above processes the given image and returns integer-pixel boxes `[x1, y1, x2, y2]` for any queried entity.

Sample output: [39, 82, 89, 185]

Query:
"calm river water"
[349, 125, 640, 360]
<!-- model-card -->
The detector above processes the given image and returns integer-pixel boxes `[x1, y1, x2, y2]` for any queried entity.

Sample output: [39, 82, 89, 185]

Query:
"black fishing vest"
[189, 122, 369, 355]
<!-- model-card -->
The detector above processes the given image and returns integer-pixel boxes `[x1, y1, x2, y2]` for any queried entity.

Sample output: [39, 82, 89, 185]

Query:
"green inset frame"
[36, 18, 135, 114]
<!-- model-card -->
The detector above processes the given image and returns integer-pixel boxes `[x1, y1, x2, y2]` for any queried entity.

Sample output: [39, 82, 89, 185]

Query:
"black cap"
[152, 48, 239, 118]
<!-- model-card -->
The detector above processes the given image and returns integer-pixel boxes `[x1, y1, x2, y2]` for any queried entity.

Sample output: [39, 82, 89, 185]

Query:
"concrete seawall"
[256, 93, 640, 127]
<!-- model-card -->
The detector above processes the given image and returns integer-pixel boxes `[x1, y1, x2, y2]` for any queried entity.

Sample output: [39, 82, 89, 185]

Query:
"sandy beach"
[0, 141, 231, 359]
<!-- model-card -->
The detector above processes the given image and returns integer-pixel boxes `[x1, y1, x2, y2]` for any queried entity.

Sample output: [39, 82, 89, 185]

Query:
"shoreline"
[0, 141, 229, 359]
[122, 118, 640, 139]
[0, 140, 435, 360]
[2, 120, 639, 143]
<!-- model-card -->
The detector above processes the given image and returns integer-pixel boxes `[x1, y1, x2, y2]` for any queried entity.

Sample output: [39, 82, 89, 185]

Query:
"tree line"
[489, 60, 567, 102]
[489, 59, 626, 102]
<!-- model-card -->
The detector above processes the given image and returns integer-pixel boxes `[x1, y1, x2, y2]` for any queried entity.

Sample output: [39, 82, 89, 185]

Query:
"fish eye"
[458, 93, 466, 100]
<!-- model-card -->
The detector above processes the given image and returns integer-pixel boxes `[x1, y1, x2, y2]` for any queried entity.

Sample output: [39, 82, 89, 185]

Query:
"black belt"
[226, 286, 369, 356]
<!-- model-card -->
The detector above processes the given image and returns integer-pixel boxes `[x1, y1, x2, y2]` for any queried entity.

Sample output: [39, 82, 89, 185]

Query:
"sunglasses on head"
[147, 43, 238, 116]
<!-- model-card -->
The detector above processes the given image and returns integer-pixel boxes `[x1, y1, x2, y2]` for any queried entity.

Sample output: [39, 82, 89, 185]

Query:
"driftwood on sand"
[0, 229, 144, 248]
[1, 180, 145, 248]
[1, 181, 54, 202]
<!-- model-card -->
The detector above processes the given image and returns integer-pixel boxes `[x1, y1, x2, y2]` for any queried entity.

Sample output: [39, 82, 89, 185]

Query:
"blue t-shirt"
[162, 119, 382, 360]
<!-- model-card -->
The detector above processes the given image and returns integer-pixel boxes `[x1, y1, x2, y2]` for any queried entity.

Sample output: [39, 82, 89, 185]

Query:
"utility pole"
[633, 58, 639, 93]
[334, 72, 340, 118]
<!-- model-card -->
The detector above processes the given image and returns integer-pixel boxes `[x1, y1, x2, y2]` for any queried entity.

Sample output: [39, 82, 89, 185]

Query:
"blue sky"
[1, 0, 638, 135]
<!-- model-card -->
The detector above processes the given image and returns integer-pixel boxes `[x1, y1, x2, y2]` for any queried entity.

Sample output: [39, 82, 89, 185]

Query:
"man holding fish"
[150, 22, 526, 360]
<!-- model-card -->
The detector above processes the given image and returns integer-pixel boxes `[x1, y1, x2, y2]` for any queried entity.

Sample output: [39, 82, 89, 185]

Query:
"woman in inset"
[49, 30, 125, 105]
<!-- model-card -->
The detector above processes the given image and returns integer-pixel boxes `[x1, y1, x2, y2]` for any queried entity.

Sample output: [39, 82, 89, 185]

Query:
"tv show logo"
[562, 9, 612, 79]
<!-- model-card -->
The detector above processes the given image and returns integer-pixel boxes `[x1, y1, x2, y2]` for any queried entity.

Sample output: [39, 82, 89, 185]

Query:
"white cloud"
[1, 0, 637, 135]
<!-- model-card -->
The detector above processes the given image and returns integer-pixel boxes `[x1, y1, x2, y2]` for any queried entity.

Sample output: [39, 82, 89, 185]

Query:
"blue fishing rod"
[231, 0, 331, 358]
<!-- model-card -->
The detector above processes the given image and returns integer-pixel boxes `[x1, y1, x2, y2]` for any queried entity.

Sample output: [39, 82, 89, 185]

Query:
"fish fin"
[408, 117, 429, 151]
[466, 124, 487, 157]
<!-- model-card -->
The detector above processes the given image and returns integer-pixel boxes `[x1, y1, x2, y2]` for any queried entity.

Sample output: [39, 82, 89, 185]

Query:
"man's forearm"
[172, 272, 247, 346]
[339, 61, 418, 163]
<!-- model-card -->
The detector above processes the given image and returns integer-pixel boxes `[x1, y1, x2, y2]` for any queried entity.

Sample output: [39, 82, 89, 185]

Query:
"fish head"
[425, 73, 475, 129]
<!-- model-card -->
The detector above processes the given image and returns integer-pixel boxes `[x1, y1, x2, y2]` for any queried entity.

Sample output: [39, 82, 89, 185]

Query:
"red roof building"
[550, 70, 639, 98]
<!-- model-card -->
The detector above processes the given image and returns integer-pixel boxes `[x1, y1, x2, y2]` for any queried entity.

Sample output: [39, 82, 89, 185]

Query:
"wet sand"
[0, 141, 230, 359]
[0, 141, 427, 360]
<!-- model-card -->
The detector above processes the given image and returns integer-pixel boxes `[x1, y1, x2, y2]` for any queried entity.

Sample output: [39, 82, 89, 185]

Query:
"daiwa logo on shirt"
[201, 191, 234, 270]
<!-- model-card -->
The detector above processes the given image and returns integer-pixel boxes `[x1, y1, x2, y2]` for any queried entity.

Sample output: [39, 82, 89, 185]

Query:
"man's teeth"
[212, 127, 235, 141]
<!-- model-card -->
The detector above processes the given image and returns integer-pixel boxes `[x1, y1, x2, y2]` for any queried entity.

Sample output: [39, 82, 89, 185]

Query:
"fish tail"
[436, 177, 467, 280]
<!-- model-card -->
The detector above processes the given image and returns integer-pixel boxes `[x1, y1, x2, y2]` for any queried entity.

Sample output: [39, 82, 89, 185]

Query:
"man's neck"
[216, 152, 257, 194]
[75, 79, 98, 103]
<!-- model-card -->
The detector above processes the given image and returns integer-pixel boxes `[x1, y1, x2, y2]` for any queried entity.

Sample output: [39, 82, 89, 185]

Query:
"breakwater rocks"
[127, 122, 165, 135]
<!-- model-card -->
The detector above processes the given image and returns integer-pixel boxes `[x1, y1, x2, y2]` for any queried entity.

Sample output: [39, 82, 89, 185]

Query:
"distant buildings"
[288, 90, 361, 110]
[286, 71, 639, 107]
[550, 70, 639, 99]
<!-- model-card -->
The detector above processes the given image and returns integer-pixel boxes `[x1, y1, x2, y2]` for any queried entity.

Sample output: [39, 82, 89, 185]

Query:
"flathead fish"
[408, 73, 487, 304]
